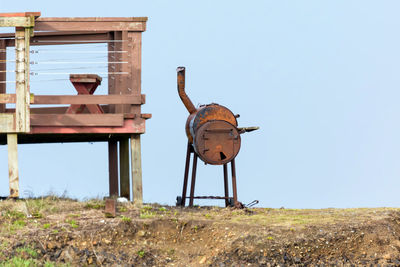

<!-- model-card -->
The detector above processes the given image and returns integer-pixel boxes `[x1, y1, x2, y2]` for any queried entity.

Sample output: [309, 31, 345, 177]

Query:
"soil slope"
[1, 197, 400, 266]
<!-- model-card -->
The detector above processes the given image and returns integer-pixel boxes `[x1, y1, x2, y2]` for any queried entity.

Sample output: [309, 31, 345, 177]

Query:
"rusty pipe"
[177, 66, 197, 114]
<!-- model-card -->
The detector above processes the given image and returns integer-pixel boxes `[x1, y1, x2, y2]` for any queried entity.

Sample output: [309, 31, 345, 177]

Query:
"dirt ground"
[1, 197, 400, 266]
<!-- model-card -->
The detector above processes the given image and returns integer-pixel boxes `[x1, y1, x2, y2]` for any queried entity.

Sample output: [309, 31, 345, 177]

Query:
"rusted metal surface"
[177, 67, 196, 114]
[176, 66, 258, 208]
[194, 120, 241, 165]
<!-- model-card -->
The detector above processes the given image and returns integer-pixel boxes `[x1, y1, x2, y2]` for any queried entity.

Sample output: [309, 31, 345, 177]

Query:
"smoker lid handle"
[238, 126, 259, 134]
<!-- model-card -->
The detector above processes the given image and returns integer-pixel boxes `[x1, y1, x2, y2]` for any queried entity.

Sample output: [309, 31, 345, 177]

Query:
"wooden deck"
[0, 12, 150, 203]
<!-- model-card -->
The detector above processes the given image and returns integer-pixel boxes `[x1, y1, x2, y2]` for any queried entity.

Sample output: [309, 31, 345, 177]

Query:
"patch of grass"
[43, 223, 51, 229]
[16, 246, 38, 258]
[121, 215, 131, 222]
[140, 206, 155, 219]
[140, 212, 155, 219]
[159, 207, 167, 212]
[142, 206, 153, 211]
[65, 219, 78, 228]
[119, 206, 128, 212]
[137, 250, 145, 258]
[84, 202, 105, 210]
[12, 219, 26, 228]
[204, 213, 212, 219]
[0, 257, 36, 267]
[4, 210, 25, 219]
[0, 256, 71, 267]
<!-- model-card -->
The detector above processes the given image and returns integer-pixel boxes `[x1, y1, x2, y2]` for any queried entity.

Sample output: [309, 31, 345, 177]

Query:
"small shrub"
[137, 250, 145, 258]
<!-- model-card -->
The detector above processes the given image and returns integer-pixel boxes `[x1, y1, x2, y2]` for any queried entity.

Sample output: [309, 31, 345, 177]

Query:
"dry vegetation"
[1, 197, 400, 266]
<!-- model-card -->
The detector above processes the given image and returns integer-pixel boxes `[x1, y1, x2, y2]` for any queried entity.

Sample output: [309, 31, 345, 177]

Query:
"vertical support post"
[119, 138, 130, 199]
[181, 142, 192, 207]
[231, 159, 238, 206]
[0, 39, 6, 113]
[107, 32, 116, 114]
[189, 153, 198, 207]
[131, 134, 142, 205]
[15, 27, 30, 133]
[108, 139, 118, 197]
[223, 163, 229, 207]
[113, 31, 129, 114]
[7, 133, 18, 198]
[127, 31, 142, 115]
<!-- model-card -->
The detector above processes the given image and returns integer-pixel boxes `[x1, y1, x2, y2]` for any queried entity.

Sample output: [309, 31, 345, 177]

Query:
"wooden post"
[131, 134, 142, 205]
[0, 39, 6, 113]
[15, 27, 30, 133]
[108, 139, 118, 197]
[7, 133, 18, 197]
[119, 138, 130, 199]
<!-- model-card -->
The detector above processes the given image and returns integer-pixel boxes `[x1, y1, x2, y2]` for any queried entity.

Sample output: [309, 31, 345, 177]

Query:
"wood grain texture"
[30, 114, 124, 126]
[119, 138, 130, 199]
[34, 21, 146, 32]
[29, 118, 146, 134]
[0, 94, 143, 105]
[131, 134, 143, 205]
[0, 39, 6, 113]
[7, 133, 19, 198]
[108, 139, 119, 197]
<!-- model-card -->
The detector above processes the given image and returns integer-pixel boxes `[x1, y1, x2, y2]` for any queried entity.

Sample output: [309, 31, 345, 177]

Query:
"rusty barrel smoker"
[176, 67, 258, 208]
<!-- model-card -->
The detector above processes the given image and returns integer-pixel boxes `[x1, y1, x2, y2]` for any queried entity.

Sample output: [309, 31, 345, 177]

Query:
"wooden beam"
[7, 133, 19, 198]
[0, 12, 41, 18]
[30, 114, 124, 126]
[108, 139, 119, 197]
[29, 118, 146, 134]
[0, 16, 35, 27]
[131, 134, 143, 205]
[0, 94, 144, 105]
[34, 19, 146, 32]
[119, 138, 130, 199]
[0, 39, 6, 113]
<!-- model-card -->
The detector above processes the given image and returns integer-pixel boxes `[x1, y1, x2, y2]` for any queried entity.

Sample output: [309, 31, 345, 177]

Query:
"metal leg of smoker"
[189, 153, 198, 207]
[231, 159, 238, 206]
[181, 142, 191, 207]
[223, 163, 229, 207]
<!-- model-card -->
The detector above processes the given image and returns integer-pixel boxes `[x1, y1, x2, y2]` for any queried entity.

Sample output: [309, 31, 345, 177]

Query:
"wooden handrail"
[0, 94, 145, 105]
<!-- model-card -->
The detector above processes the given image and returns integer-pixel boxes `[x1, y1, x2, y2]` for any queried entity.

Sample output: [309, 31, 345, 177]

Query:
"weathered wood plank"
[0, 94, 143, 105]
[108, 139, 119, 197]
[34, 21, 146, 32]
[30, 114, 124, 126]
[0, 114, 15, 132]
[0, 12, 41, 18]
[29, 118, 146, 134]
[0, 39, 6, 113]
[36, 17, 147, 22]
[15, 28, 29, 132]
[131, 134, 143, 205]
[70, 74, 102, 83]
[119, 138, 130, 199]
[128, 32, 142, 115]
[7, 133, 19, 198]
[0, 16, 35, 27]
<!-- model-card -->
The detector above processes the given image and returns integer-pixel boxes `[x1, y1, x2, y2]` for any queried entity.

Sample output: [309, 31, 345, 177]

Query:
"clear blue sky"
[0, 0, 400, 208]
